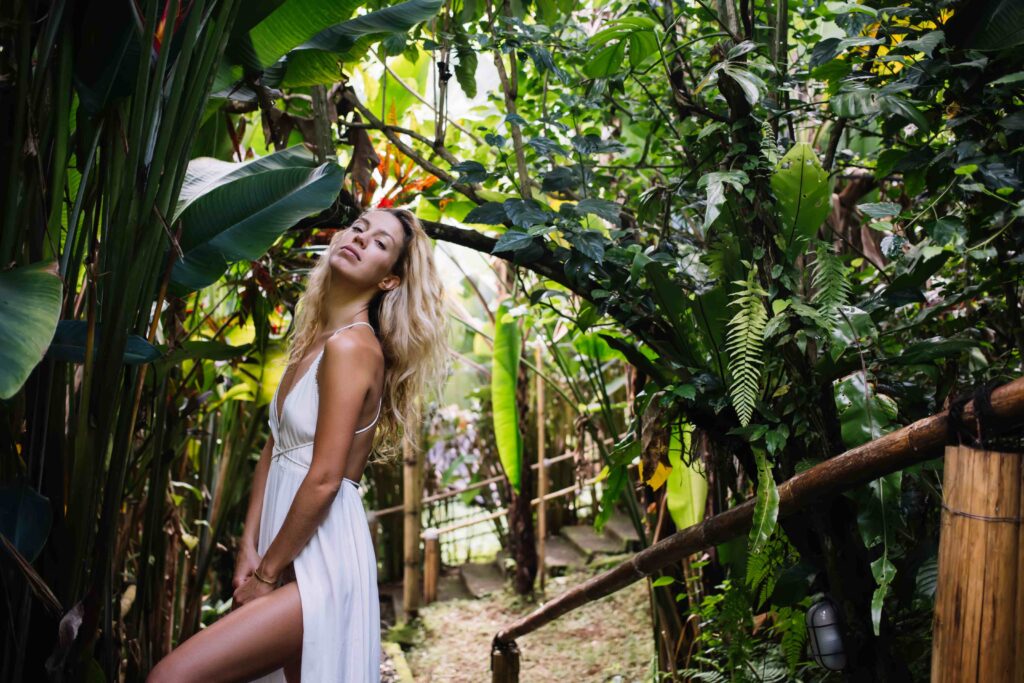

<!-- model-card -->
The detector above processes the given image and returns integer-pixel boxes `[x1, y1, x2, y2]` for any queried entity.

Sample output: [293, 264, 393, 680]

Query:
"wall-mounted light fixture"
[806, 597, 846, 671]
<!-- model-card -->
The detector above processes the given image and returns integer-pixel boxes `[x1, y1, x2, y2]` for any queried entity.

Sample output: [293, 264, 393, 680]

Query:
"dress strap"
[354, 395, 383, 434]
[329, 320, 375, 337]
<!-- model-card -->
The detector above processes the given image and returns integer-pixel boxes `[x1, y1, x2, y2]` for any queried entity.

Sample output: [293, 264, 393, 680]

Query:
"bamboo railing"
[490, 377, 1024, 682]
[371, 449, 584, 518]
[418, 456, 637, 605]
[370, 434, 617, 611]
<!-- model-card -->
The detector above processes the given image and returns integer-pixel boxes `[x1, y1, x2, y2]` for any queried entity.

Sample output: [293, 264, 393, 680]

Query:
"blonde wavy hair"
[282, 207, 452, 464]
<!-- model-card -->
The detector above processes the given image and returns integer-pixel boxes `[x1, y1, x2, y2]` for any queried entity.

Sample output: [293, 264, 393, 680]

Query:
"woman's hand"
[232, 573, 276, 607]
[232, 540, 260, 591]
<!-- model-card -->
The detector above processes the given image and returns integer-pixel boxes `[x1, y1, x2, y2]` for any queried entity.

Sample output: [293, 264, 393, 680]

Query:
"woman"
[149, 208, 451, 682]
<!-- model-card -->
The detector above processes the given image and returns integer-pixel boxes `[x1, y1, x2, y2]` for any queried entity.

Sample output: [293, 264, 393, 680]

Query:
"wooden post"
[535, 343, 547, 592]
[932, 444, 1023, 682]
[367, 511, 379, 554]
[403, 397, 423, 618]
[491, 637, 520, 683]
[423, 528, 440, 604]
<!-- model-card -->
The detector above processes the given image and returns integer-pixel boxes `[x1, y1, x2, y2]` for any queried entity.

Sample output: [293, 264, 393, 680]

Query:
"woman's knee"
[147, 651, 198, 683]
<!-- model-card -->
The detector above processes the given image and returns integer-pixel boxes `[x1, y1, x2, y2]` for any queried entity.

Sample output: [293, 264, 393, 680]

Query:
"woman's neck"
[323, 305, 371, 332]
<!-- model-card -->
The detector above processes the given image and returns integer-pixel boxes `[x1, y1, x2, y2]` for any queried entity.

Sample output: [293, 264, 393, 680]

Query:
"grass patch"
[406, 564, 656, 682]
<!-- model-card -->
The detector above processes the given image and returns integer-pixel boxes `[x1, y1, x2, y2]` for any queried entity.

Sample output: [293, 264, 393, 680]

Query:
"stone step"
[495, 539, 587, 579]
[437, 570, 474, 601]
[561, 523, 628, 559]
[604, 511, 642, 549]
[541, 535, 588, 574]
[459, 561, 506, 598]
[377, 582, 404, 625]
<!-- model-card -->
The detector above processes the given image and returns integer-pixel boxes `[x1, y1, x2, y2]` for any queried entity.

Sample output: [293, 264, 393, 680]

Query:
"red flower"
[376, 196, 395, 208]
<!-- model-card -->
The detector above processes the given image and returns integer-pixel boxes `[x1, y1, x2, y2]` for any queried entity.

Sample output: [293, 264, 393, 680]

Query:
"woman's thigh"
[147, 582, 303, 683]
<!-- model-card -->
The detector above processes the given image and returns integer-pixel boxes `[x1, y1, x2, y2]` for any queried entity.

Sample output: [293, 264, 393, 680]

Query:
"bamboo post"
[535, 343, 547, 592]
[403, 397, 423, 617]
[586, 431, 598, 518]
[931, 444, 1024, 682]
[423, 528, 440, 605]
[491, 637, 520, 683]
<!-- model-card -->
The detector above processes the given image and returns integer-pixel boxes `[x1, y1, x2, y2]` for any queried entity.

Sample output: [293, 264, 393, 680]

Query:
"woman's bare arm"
[255, 333, 377, 581]
[240, 431, 275, 552]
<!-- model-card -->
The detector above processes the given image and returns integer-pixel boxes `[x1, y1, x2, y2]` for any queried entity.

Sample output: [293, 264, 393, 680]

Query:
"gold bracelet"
[252, 567, 277, 585]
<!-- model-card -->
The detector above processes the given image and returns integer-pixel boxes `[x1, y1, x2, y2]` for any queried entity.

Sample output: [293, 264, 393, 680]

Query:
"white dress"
[251, 321, 382, 682]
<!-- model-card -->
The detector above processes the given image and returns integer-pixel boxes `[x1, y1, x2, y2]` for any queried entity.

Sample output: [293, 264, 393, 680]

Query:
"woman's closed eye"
[352, 226, 386, 249]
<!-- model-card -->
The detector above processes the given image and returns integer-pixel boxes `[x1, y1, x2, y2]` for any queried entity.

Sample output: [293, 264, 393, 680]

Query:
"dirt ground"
[398, 561, 657, 682]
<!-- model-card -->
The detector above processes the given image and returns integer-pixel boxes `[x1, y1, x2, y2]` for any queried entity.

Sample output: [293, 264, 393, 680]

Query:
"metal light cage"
[806, 597, 847, 671]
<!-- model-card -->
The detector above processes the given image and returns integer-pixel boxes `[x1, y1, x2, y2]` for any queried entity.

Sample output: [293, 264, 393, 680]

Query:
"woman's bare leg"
[147, 582, 303, 683]
[282, 649, 301, 683]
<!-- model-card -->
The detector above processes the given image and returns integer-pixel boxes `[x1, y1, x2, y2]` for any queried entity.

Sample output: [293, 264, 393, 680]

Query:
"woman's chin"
[330, 266, 370, 288]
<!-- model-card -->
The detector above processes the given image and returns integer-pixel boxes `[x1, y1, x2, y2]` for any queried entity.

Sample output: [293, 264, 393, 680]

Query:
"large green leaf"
[0, 485, 52, 563]
[289, 0, 443, 54]
[959, 0, 1024, 50]
[665, 425, 707, 530]
[45, 321, 161, 365]
[834, 371, 896, 448]
[599, 334, 673, 385]
[870, 554, 896, 636]
[174, 145, 320, 221]
[248, 0, 443, 87]
[746, 449, 780, 566]
[770, 142, 831, 258]
[247, 0, 362, 67]
[169, 146, 343, 295]
[491, 301, 523, 494]
[583, 40, 626, 79]
[0, 261, 63, 399]
[643, 261, 698, 367]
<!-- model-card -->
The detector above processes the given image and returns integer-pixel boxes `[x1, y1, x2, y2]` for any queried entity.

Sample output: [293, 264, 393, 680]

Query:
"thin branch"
[341, 89, 485, 204]
[372, 50, 483, 145]
[340, 121, 461, 167]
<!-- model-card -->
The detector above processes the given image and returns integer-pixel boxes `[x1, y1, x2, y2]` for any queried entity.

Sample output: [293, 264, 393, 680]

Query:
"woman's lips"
[341, 245, 361, 261]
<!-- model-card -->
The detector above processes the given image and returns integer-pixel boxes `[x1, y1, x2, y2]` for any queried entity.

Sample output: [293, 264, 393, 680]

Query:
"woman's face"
[329, 211, 405, 291]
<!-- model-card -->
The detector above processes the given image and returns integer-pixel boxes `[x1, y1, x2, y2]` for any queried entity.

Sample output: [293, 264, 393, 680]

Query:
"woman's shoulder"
[322, 327, 384, 372]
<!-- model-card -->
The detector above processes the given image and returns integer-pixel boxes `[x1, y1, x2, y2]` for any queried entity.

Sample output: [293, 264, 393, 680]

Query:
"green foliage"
[774, 606, 809, 675]
[811, 243, 852, 332]
[491, 300, 523, 494]
[726, 263, 768, 426]
[769, 143, 831, 259]
[699, 171, 749, 231]
[684, 579, 808, 683]
[665, 423, 708, 531]
[745, 450, 781, 598]
[0, 484, 52, 563]
[7, 0, 1023, 677]
[170, 146, 344, 295]
[244, 0, 443, 86]
[0, 261, 62, 399]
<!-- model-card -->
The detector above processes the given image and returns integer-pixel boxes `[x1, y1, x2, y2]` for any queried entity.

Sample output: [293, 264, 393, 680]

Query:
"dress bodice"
[269, 321, 382, 471]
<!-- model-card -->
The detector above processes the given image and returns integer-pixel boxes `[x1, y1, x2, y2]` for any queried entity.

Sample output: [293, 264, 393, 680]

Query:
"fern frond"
[726, 264, 768, 426]
[811, 243, 852, 330]
[778, 608, 808, 674]
[760, 120, 780, 166]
